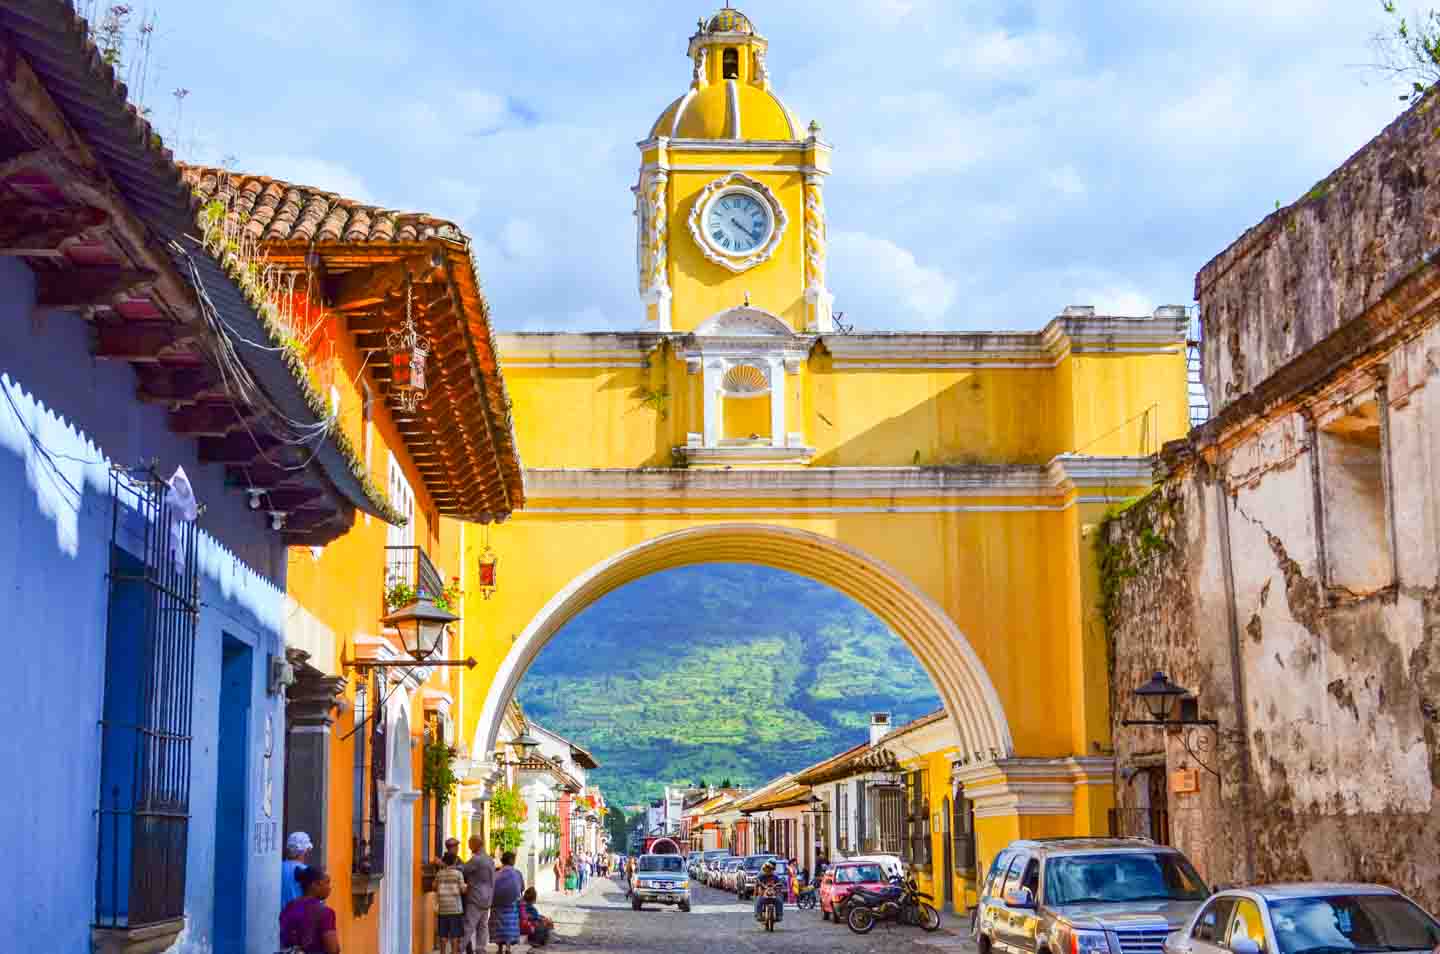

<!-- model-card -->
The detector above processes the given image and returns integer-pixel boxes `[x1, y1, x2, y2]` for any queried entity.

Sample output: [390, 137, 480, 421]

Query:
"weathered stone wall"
[1197, 92, 1440, 412]
[1106, 318, 1440, 908]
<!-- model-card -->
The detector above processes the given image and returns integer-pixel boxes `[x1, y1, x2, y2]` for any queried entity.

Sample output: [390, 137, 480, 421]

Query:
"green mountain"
[515, 563, 942, 810]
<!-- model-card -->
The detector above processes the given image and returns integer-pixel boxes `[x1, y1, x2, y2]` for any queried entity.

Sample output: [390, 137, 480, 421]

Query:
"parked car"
[843, 854, 904, 880]
[973, 838, 1209, 954]
[737, 854, 783, 900]
[631, 853, 691, 913]
[687, 851, 704, 880]
[701, 850, 732, 885]
[820, 861, 892, 923]
[1164, 884, 1440, 954]
[718, 857, 744, 891]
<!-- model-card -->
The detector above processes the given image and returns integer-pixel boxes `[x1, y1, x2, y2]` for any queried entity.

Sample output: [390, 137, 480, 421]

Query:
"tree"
[720, 777, 734, 789]
[1374, 2, 1440, 101]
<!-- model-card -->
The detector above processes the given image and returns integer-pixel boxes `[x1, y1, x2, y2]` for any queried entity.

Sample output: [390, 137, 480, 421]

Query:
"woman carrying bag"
[277, 867, 340, 954]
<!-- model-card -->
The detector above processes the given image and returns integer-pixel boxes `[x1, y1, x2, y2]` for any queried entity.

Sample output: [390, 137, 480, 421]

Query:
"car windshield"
[1043, 853, 1209, 906]
[745, 857, 776, 870]
[1270, 895, 1440, 954]
[639, 856, 684, 873]
[705, 851, 730, 860]
[836, 865, 884, 884]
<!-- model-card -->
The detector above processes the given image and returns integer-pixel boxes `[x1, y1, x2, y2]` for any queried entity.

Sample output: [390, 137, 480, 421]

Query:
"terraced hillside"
[516, 563, 943, 809]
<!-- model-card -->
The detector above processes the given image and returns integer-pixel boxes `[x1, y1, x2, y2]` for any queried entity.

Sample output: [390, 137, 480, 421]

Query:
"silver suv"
[974, 838, 1209, 954]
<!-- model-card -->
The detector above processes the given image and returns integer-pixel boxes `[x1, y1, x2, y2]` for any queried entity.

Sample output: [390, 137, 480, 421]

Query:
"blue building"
[0, 4, 396, 952]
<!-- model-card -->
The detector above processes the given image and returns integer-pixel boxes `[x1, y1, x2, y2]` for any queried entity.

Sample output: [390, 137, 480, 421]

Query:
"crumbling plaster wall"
[1197, 92, 1440, 413]
[1106, 322, 1440, 908]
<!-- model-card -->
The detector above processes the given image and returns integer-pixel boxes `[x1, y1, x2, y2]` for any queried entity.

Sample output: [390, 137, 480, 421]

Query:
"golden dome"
[649, 78, 800, 141]
[706, 8, 755, 35]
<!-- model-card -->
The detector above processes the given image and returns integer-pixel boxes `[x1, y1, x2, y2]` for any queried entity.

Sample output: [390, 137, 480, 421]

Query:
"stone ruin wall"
[1197, 92, 1440, 413]
[1106, 317, 1440, 912]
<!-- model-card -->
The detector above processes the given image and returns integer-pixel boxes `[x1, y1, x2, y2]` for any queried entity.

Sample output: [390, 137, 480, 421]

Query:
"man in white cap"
[282, 831, 313, 908]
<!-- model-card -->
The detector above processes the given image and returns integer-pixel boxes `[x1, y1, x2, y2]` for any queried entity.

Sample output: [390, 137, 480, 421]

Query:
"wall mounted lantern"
[341, 594, 474, 674]
[1122, 670, 1221, 780]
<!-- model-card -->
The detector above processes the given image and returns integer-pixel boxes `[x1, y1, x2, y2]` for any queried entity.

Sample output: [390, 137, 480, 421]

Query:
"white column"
[703, 360, 724, 447]
[524, 779, 544, 888]
[768, 357, 786, 447]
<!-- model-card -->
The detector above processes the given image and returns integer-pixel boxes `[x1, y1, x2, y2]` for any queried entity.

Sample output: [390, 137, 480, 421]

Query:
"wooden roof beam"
[0, 195, 109, 254]
[37, 266, 158, 309]
[325, 250, 445, 311]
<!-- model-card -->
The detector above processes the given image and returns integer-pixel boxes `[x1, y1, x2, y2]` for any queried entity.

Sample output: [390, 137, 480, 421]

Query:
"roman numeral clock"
[688, 172, 788, 273]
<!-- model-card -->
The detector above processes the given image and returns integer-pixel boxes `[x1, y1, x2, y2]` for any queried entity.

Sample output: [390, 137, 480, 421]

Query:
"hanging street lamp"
[1122, 671, 1216, 728]
[340, 592, 474, 674]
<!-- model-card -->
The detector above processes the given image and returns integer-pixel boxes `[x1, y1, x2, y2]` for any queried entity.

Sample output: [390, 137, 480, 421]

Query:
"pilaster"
[284, 650, 346, 865]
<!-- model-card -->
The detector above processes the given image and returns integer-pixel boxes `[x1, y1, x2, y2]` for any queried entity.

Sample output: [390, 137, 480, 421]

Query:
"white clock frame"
[688, 172, 788, 273]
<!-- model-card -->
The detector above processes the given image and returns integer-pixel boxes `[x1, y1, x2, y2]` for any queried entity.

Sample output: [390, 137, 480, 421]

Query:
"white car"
[839, 854, 904, 881]
[1165, 883, 1440, 954]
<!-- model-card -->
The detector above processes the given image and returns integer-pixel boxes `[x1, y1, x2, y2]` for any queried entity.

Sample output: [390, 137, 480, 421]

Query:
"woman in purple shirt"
[278, 867, 340, 953]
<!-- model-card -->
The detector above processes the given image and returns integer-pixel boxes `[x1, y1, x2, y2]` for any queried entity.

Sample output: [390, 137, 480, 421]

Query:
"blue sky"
[129, 1, 1408, 332]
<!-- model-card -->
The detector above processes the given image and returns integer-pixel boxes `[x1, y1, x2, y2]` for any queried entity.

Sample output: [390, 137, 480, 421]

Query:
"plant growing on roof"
[1374, 1, 1440, 101]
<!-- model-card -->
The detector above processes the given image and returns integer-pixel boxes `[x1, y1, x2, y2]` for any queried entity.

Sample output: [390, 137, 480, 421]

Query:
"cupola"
[648, 6, 801, 141]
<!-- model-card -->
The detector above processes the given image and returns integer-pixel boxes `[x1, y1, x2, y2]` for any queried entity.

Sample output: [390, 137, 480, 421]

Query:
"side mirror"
[1231, 939, 1262, 954]
[1004, 887, 1036, 909]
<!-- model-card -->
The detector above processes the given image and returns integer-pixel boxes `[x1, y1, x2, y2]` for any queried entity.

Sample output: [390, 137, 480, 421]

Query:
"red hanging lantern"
[478, 545, 498, 599]
[387, 276, 429, 413]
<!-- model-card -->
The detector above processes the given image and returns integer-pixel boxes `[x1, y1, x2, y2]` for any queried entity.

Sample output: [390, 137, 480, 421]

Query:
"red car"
[819, 862, 890, 922]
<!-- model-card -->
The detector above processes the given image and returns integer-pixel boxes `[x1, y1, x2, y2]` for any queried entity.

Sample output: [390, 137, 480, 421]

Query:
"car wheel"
[680, 902, 691, 913]
[822, 908, 830, 922]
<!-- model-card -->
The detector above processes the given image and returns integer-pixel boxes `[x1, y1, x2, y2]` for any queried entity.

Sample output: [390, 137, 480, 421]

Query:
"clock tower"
[636, 6, 833, 334]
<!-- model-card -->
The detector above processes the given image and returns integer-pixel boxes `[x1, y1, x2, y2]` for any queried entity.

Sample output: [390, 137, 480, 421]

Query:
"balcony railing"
[385, 545, 445, 601]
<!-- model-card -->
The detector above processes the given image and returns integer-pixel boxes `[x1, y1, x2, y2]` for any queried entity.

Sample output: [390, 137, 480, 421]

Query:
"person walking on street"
[461, 835, 494, 954]
[281, 831, 313, 909]
[564, 858, 577, 894]
[278, 866, 340, 953]
[434, 840, 466, 954]
[492, 850, 526, 954]
[553, 855, 564, 894]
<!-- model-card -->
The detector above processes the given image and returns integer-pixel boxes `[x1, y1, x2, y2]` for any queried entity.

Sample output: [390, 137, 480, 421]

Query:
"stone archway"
[472, 523, 1012, 768]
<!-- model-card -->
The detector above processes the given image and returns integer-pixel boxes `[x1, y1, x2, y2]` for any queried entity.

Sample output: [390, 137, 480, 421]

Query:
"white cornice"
[952, 757, 1116, 818]
[678, 445, 817, 466]
[821, 312, 1189, 369]
[637, 137, 807, 152]
[521, 456, 1154, 502]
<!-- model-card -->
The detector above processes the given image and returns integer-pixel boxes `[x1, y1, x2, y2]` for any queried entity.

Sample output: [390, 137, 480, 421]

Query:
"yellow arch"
[472, 523, 1013, 762]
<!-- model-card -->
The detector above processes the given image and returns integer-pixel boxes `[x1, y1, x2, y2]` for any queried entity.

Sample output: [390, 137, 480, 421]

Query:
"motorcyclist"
[752, 861, 784, 923]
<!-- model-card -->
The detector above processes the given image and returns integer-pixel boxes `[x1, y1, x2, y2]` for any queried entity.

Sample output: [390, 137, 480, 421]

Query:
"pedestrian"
[553, 855, 564, 894]
[434, 839, 466, 954]
[281, 831, 313, 909]
[564, 859, 577, 894]
[460, 835, 495, 954]
[492, 850, 525, 954]
[277, 866, 340, 954]
[520, 886, 553, 947]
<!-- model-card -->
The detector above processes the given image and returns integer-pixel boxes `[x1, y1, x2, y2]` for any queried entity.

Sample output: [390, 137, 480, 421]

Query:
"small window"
[722, 47, 739, 79]
[1196, 898, 1239, 942]
[1317, 398, 1393, 595]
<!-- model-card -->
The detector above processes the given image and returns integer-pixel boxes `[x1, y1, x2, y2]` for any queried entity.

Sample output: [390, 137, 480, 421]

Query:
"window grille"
[835, 785, 848, 853]
[352, 670, 386, 880]
[952, 794, 976, 873]
[869, 785, 904, 856]
[95, 470, 200, 928]
[904, 771, 931, 868]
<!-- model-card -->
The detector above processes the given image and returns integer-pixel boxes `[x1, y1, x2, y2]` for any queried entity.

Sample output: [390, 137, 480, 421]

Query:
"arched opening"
[722, 48, 740, 80]
[381, 705, 417, 954]
[474, 524, 1011, 773]
[649, 838, 681, 856]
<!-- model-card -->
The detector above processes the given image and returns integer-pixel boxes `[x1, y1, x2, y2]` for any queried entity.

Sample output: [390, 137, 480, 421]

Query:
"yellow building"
[462, 6, 1189, 889]
[181, 167, 523, 954]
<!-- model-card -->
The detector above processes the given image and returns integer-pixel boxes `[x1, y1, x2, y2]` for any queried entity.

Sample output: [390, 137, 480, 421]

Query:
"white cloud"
[1068, 275, 1156, 317]
[945, 30, 1076, 74]
[830, 231, 958, 328]
[1047, 165, 1087, 197]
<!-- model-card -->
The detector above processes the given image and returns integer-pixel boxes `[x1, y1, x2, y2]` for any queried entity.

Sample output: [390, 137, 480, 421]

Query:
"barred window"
[835, 785, 849, 853]
[952, 794, 976, 874]
[904, 771, 931, 869]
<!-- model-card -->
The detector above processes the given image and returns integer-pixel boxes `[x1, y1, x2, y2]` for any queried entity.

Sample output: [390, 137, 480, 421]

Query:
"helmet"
[762, 861, 775, 873]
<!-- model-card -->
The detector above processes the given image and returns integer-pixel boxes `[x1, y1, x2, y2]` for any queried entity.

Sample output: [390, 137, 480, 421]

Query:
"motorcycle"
[845, 875, 941, 934]
[795, 879, 818, 910]
[756, 883, 781, 932]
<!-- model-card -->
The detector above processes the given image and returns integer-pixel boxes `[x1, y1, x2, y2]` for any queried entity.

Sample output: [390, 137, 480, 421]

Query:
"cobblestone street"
[521, 876, 976, 954]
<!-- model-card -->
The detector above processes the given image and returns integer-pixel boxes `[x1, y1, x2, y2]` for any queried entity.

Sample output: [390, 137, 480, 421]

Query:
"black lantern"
[511, 730, 542, 760]
[804, 794, 829, 818]
[1133, 671, 1187, 723]
[381, 595, 459, 662]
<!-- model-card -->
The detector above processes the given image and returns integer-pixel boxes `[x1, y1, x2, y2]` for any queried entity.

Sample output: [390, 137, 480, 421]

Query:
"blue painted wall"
[0, 258, 288, 953]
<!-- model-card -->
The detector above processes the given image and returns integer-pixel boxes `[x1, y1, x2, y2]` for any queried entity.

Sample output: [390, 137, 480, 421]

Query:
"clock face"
[704, 190, 772, 255]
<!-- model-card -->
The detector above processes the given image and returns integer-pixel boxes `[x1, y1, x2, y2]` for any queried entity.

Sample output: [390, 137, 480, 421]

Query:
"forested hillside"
[516, 564, 942, 809]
